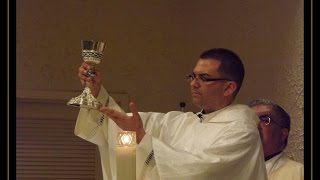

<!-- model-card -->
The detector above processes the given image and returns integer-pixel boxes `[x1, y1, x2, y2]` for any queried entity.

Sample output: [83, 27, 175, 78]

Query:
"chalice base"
[67, 87, 102, 109]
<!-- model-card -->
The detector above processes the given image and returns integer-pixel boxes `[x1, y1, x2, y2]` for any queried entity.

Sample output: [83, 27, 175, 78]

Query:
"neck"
[265, 151, 282, 161]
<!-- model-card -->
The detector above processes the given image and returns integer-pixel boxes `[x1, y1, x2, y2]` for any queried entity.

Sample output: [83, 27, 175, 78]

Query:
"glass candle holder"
[116, 131, 136, 180]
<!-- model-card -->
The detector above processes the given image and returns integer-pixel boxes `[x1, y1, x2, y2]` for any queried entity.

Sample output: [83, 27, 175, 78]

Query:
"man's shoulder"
[223, 103, 255, 115]
[283, 157, 304, 168]
[229, 103, 251, 109]
[274, 155, 304, 173]
[211, 104, 258, 125]
[271, 156, 304, 179]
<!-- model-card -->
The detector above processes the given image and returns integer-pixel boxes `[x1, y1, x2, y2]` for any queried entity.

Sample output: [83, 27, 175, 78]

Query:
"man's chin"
[192, 99, 202, 107]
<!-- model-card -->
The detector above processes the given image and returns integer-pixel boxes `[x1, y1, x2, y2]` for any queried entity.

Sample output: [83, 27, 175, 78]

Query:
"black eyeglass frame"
[186, 73, 232, 83]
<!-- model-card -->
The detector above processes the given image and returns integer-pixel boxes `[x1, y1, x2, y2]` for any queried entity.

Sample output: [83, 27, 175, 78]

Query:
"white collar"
[265, 152, 284, 174]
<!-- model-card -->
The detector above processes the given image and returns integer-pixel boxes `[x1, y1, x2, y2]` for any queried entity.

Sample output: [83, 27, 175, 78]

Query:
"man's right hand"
[78, 62, 102, 98]
[99, 102, 146, 144]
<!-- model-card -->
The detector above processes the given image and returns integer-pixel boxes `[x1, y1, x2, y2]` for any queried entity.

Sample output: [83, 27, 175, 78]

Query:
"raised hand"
[99, 102, 146, 143]
[78, 62, 102, 97]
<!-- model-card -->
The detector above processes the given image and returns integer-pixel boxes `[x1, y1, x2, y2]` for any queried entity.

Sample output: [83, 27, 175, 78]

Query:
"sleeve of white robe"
[153, 130, 263, 179]
[75, 86, 114, 144]
[74, 86, 124, 180]
[136, 111, 267, 180]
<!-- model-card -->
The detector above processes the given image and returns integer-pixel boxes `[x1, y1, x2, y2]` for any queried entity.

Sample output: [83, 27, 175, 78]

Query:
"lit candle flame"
[118, 131, 136, 146]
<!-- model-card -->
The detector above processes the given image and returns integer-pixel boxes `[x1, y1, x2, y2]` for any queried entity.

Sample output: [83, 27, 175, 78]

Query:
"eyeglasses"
[186, 73, 231, 84]
[259, 115, 284, 128]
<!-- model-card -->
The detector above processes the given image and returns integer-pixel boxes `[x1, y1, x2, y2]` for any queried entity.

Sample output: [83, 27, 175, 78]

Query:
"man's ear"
[281, 128, 289, 142]
[223, 81, 237, 96]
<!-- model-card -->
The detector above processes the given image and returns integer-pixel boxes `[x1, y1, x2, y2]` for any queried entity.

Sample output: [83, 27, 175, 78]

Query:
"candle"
[116, 131, 136, 180]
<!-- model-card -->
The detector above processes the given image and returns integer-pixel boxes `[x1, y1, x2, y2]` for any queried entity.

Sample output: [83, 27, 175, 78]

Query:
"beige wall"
[17, 0, 304, 163]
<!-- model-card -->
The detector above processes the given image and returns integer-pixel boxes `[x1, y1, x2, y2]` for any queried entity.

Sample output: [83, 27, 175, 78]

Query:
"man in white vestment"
[75, 48, 267, 180]
[249, 99, 304, 180]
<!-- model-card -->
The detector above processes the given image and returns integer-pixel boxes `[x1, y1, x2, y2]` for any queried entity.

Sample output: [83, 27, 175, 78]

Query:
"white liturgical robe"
[74, 86, 267, 180]
[265, 152, 304, 180]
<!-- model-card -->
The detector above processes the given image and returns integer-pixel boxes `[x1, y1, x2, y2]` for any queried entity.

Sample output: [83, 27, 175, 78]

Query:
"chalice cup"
[67, 40, 106, 109]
